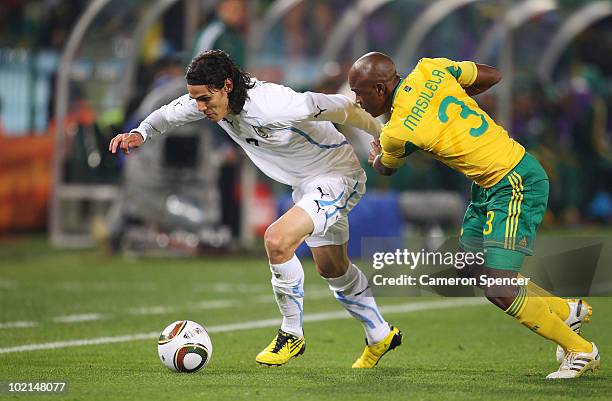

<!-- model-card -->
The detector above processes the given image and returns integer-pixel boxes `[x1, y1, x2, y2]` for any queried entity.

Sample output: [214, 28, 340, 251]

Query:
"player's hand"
[109, 132, 144, 155]
[368, 140, 382, 166]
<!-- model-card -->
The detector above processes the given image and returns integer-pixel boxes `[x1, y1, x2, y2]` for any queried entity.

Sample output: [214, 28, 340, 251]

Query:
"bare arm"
[465, 64, 501, 96]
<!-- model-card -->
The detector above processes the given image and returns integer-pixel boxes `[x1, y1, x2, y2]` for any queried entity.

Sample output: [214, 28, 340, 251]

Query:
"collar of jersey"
[391, 77, 405, 107]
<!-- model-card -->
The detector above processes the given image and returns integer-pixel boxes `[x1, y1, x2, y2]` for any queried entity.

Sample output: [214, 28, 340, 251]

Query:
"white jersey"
[132, 80, 381, 186]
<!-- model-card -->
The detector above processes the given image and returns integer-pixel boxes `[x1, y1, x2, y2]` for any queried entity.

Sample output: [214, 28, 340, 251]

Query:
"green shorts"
[459, 152, 549, 271]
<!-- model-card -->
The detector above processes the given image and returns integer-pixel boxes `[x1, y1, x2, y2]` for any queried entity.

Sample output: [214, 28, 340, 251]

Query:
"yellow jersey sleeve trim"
[454, 61, 478, 87]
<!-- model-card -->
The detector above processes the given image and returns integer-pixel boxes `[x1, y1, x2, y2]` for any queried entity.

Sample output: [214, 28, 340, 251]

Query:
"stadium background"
[0, 1, 611, 400]
[1, 0, 611, 248]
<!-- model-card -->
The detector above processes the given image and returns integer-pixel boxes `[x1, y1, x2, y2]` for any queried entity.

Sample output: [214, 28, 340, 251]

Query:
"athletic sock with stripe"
[506, 286, 592, 353]
[326, 263, 390, 345]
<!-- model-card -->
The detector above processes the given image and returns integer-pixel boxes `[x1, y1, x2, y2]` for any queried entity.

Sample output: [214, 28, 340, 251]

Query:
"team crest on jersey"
[252, 125, 271, 138]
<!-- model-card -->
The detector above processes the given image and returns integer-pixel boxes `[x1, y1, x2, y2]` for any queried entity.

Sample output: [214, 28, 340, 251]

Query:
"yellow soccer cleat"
[256, 329, 306, 366]
[352, 326, 402, 368]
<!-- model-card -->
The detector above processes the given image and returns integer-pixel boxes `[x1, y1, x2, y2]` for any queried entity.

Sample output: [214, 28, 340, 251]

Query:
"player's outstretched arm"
[109, 132, 145, 155]
[465, 64, 501, 96]
[305, 92, 383, 137]
[109, 94, 204, 155]
[266, 85, 382, 137]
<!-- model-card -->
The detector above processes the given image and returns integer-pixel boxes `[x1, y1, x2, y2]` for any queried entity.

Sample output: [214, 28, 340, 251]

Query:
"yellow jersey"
[380, 57, 525, 188]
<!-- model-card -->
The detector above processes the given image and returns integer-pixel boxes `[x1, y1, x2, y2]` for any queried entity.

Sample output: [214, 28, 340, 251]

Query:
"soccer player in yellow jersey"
[348, 52, 600, 379]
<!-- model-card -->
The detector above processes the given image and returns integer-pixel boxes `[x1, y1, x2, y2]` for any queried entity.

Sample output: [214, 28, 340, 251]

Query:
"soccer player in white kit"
[110, 50, 402, 368]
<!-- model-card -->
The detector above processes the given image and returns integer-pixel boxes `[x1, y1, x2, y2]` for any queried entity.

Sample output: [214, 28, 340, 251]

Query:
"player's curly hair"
[185, 50, 255, 114]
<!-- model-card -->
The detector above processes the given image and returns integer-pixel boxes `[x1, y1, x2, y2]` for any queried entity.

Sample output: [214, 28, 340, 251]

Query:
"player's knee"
[264, 226, 292, 260]
[263, 227, 284, 252]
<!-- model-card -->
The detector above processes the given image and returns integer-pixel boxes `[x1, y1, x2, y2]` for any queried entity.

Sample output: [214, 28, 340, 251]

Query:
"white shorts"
[293, 171, 366, 248]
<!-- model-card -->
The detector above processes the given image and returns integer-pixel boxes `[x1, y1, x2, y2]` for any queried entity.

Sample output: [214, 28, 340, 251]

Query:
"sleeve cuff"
[130, 127, 148, 141]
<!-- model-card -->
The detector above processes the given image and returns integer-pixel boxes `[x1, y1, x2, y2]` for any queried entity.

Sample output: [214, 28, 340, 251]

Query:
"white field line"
[252, 288, 331, 303]
[0, 280, 17, 289]
[127, 300, 239, 316]
[52, 281, 268, 293]
[56, 282, 158, 292]
[0, 321, 38, 329]
[0, 298, 486, 354]
[0, 288, 334, 329]
[127, 306, 176, 315]
[53, 313, 104, 323]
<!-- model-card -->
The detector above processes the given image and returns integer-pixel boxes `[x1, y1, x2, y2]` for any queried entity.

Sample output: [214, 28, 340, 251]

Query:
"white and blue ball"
[157, 320, 212, 373]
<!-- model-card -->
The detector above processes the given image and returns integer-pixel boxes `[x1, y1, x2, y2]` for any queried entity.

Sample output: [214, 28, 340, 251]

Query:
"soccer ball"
[157, 320, 212, 373]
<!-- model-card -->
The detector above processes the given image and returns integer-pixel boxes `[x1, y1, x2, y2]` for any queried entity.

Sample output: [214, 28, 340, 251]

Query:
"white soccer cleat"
[547, 342, 600, 379]
[555, 299, 593, 363]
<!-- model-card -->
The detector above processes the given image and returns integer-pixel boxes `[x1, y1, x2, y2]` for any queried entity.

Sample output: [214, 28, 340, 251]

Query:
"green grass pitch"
[0, 238, 610, 401]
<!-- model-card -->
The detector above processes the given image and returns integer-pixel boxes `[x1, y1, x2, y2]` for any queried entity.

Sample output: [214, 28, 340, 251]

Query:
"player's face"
[349, 78, 387, 118]
[187, 80, 232, 122]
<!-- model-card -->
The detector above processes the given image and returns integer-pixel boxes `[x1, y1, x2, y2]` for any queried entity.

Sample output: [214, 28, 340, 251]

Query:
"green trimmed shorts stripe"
[460, 152, 549, 271]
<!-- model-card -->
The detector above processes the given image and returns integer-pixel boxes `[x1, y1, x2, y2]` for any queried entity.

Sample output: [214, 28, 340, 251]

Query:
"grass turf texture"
[0, 237, 610, 401]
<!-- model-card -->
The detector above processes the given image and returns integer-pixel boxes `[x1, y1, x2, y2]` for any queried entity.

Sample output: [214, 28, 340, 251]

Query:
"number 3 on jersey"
[438, 95, 489, 137]
[483, 211, 494, 235]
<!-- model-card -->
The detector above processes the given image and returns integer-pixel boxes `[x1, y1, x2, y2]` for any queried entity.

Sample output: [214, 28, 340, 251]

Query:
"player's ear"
[224, 78, 233, 93]
[375, 83, 386, 96]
